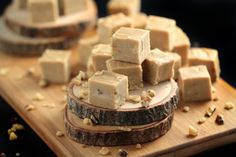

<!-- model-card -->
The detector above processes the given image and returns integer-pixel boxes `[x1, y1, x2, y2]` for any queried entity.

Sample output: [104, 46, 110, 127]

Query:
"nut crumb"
[25, 104, 35, 111]
[8, 128, 16, 134]
[9, 132, 18, 141]
[0, 67, 9, 76]
[118, 149, 128, 157]
[38, 79, 48, 88]
[56, 131, 64, 137]
[12, 123, 24, 131]
[147, 89, 156, 97]
[99, 147, 110, 156]
[76, 71, 87, 81]
[188, 125, 198, 137]
[126, 95, 141, 104]
[198, 117, 206, 124]
[32, 93, 44, 101]
[136, 143, 142, 149]
[205, 105, 216, 117]
[78, 89, 88, 100]
[183, 106, 190, 112]
[215, 114, 224, 125]
[83, 118, 93, 125]
[224, 102, 234, 110]
[118, 126, 132, 132]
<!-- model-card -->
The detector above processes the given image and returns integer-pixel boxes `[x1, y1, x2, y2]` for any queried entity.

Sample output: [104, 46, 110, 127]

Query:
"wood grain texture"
[0, 41, 236, 157]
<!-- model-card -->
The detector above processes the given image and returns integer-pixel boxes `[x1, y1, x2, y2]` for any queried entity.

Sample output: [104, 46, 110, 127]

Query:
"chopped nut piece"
[147, 89, 156, 97]
[126, 95, 141, 104]
[56, 130, 64, 137]
[224, 102, 234, 110]
[78, 89, 88, 100]
[83, 118, 93, 125]
[183, 106, 190, 112]
[38, 79, 49, 88]
[76, 71, 87, 81]
[32, 93, 44, 101]
[118, 126, 132, 132]
[27, 67, 35, 75]
[25, 104, 35, 111]
[188, 125, 198, 137]
[215, 114, 224, 125]
[90, 115, 99, 125]
[136, 143, 142, 149]
[205, 105, 216, 117]
[99, 147, 110, 156]
[8, 128, 16, 134]
[141, 100, 150, 108]
[198, 117, 206, 124]
[0, 68, 9, 76]
[9, 132, 18, 141]
[12, 123, 24, 130]
[211, 87, 216, 93]
[118, 149, 128, 157]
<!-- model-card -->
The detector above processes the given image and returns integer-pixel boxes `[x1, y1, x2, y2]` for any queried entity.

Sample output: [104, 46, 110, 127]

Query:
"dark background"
[1, 0, 236, 156]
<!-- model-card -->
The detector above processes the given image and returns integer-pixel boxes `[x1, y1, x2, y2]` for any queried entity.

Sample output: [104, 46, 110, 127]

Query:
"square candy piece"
[38, 49, 71, 83]
[98, 13, 133, 44]
[92, 44, 112, 71]
[59, 0, 87, 15]
[142, 49, 175, 85]
[145, 15, 176, 51]
[106, 59, 143, 90]
[88, 71, 128, 109]
[178, 65, 213, 102]
[130, 13, 148, 29]
[189, 48, 220, 82]
[112, 27, 150, 64]
[165, 52, 182, 80]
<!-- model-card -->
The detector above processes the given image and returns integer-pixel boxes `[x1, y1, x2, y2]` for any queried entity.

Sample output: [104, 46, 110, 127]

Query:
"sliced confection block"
[28, 0, 59, 23]
[112, 27, 150, 64]
[58, 0, 87, 15]
[145, 15, 176, 51]
[189, 48, 220, 82]
[38, 49, 71, 83]
[130, 13, 147, 29]
[106, 59, 143, 90]
[165, 52, 182, 80]
[92, 44, 112, 71]
[97, 13, 133, 44]
[178, 65, 212, 102]
[88, 71, 128, 109]
[142, 49, 175, 85]
[13, 0, 27, 9]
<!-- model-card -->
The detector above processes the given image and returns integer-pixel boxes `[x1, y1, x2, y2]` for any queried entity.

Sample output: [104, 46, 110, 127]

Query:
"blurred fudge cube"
[165, 52, 182, 80]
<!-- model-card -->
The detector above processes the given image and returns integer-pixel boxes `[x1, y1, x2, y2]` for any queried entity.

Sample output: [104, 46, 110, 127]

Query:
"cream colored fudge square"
[78, 35, 99, 67]
[165, 52, 181, 80]
[14, 0, 27, 9]
[106, 59, 143, 90]
[38, 49, 71, 83]
[172, 27, 190, 65]
[112, 27, 150, 64]
[92, 44, 112, 71]
[59, 0, 87, 15]
[28, 0, 59, 23]
[145, 15, 176, 51]
[98, 13, 133, 44]
[88, 71, 128, 109]
[130, 13, 147, 29]
[142, 49, 175, 85]
[178, 65, 213, 102]
[107, 0, 141, 16]
[189, 48, 220, 82]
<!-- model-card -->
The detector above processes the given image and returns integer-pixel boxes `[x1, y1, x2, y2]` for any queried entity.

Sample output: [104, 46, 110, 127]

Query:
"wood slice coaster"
[67, 79, 179, 126]
[0, 18, 78, 56]
[64, 106, 174, 146]
[4, 0, 97, 38]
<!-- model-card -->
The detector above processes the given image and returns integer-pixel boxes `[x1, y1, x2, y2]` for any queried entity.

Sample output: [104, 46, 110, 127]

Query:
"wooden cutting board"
[0, 44, 236, 157]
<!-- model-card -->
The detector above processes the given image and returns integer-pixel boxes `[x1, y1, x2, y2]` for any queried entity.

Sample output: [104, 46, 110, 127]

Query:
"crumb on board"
[9, 132, 18, 141]
[198, 117, 206, 124]
[0, 67, 9, 76]
[126, 95, 141, 104]
[32, 92, 44, 101]
[12, 123, 24, 131]
[56, 130, 64, 137]
[99, 147, 110, 156]
[38, 79, 48, 88]
[118, 149, 128, 157]
[42, 103, 56, 108]
[215, 114, 224, 125]
[183, 106, 190, 112]
[224, 102, 234, 110]
[136, 143, 142, 149]
[205, 104, 216, 117]
[27, 67, 36, 75]
[25, 104, 35, 111]
[188, 125, 198, 137]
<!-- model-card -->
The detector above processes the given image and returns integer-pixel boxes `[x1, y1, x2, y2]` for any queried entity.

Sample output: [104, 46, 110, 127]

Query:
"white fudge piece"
[145, 15, 176, 51]
[178, 65, 213, 102]
[14, 0, 27, 9]
[112, 27, 150, 64]
[130, 13, 147, 29]
[88, 71, 128, 109]
[106, 59, 143, 90]
[142, 49, 175, 85]
[165, 52, 182, 80]
[92, 44, 112, 71]
[28, 0, 59, 23]
[58, 0, 87, 15]
[38, 49, 71, 83]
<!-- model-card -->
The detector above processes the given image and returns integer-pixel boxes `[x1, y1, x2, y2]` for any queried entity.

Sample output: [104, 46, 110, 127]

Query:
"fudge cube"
[165, 52, 182, 80]
[178, 65, 213, 102]
[142, 49, 175, 85]
[58, 0, 87, 15]
[14, 0, 27, 9]
[130, 13, 147, 29]
[88, 71, 128, 109]
[189, 48, 221, 82]
[172, 27, 190, 65]
[98, 13, 133, 44]
[38, 49, 71, 83]
[106, 59, 143, 90]
[112, 27, 150, 64]
[92, 44, 112, 71]
[107, 0, 141, 16]
[28, 0, 59, 23]
[145, 15, 176, 51]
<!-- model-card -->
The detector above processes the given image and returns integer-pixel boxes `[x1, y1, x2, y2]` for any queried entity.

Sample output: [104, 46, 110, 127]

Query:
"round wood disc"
[4, 0, 97, 38]
[64, 106, 174, 146]
[67, 79, 178, 126]
[0, 18, 78, 56]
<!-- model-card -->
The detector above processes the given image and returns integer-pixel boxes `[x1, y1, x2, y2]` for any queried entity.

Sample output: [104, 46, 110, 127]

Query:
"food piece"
[198, 117, 206, 124]
[28, 0, 59, 23]
[112, 27, 150, 64]
[12, 123, 24, 131]
[142, 49, 175, 85]
[178, 65, 212, 102]
[88, 71, 128, 109]
[118, 149, 128, 157]
[59, 0, 87, 15]
[130, 13, 147, 29]
[32, 92, 44, 101]
[107, 0, 141, 16]
[189, 48, 221, 82]
[215, 114, 224, 125]
[56, 130, 64, 137]
[77, 89, 88, 100]
[145, 15, 176, 51]
[38, 79, 49, 88]
[38, 49, 71, 83]
[136, 144, 142, 149]
[92, 44, 112, 71]
[25, 104, 35, 111]
[9, 132, 18, 141]
[183, 106, 190, 112]
[205, 105, 216, 117]
[26, 67, 36, 76]
[165, 52, 182, 80]
[99, 147, 110, 156]
[211, 86, 216, 93]
[0, 67, 9, 76]
[147, 89, 156, 97]
[83, 118, 93, 126]
[13, 0, 27, 9]
[106, 59, 143, 90]
[118, 126, 132, 132]
[224, 102, 234, 110]
[42, 103, 56, 108]
[188, 125, 198, 137]
[172, 27, 190, 65]
[126, 95, 141, 104]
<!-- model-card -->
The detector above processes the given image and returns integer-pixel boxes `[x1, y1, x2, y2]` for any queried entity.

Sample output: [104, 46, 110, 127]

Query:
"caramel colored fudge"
[107, 0, 141, 16]
[106, 59, 143, 90]
[38, 49, 71, 83]
[88, 71, 128, 109]
[28, 0, 59, 23]
[130, 13, 147, 29]
[98, 13, 133, 44]
[59, 0, 87, 15]
[14, 0, 27, 9]
[172, 27, 190, 65]
[92, 44, 112, 71]
[78, 35, 99, 67]
[189, 48, 220, 82]
[165, 52, 181, 80]
[142, 49, 175, 85]
[178, 65, 213, 102]
[112, 27, 150, 64]
[145, 15, 176, 51]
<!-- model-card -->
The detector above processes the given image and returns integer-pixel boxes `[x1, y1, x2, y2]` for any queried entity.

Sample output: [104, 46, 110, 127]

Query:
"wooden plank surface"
[0, 45, 236, 157]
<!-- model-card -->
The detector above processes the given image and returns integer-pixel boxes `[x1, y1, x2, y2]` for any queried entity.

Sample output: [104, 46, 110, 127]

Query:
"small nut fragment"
[126, 95, 141, 104]
[25, 104, 35, 111]
[198, 117, 206, 124]
[9, 132, 18, 141]
[141, 100, 149, 108]
[224, 102, 234, 110]
[99, 147, 110, 156]
[8, 128, 16, 134]
[56, 130, 64, 137]
[76, 71, 87, 81]
[83, 118, 93, 125]
[118, 149, 128, 157]
[147, 89, 156, 97]
[90, 115, 99, 125]
[27, 67, 35, 75]
[183, 106, 190, 112]
[38, 79, 48, 88]
[215, 114, 224, 125]
[118, 126, 132, 132]
[12, 123, 24, 130]
[78, 89, 88, 99]
[0, 68, 9, 76]
[188, 125, 198, 137]
[136, 143, 142, 149]
[32, 93, 44, 101]
[205, 105, 216, 117]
